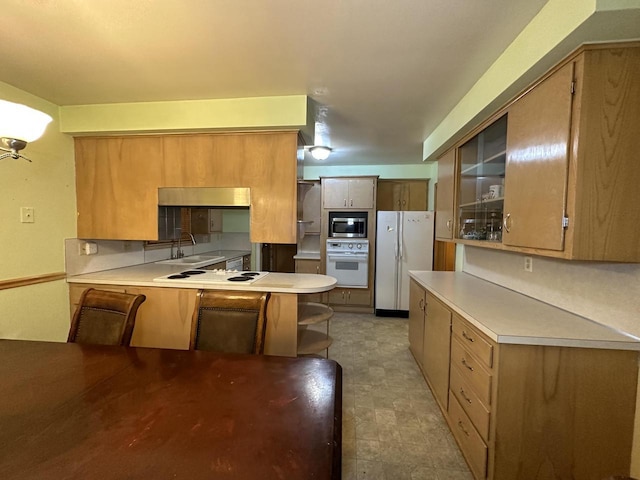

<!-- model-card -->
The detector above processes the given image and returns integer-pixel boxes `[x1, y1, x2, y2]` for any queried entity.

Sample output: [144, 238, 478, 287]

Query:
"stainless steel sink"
[155, 255, 225, 268]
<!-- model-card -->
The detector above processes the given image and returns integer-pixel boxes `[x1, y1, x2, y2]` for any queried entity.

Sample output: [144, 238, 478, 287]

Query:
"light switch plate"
[20, 207, 34, 223]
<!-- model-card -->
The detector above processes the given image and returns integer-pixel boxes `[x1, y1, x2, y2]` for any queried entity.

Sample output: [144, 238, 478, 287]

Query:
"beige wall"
[0, 82, 76, 341]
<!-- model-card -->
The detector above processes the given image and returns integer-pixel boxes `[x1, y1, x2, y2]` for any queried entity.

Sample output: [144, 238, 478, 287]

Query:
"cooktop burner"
[153, 270, 269, 285]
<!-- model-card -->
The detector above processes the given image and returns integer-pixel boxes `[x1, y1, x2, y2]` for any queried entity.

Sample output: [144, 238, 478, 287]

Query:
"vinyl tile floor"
[323, 312, 473, 480]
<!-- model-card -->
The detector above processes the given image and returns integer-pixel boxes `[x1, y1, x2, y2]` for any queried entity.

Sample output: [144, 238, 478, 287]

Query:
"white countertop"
[68, 263, 337, 294]
[409, 271, 640, 351]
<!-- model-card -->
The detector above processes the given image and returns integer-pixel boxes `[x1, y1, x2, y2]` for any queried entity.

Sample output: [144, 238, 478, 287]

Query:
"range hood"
[158, 187, 251, 207]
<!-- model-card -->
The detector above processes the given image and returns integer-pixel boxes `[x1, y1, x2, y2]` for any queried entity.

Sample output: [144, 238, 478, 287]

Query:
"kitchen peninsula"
[67, 261, 336, 357]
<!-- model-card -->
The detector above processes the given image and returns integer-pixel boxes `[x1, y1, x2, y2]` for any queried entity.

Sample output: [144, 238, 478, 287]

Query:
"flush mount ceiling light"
[0, 100, 53, 162]
[309, 145, 332, 161]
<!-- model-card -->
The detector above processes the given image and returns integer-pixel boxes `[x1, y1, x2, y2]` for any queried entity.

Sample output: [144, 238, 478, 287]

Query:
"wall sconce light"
[309, 145, 332, 161]
[0, 100, 53, 162]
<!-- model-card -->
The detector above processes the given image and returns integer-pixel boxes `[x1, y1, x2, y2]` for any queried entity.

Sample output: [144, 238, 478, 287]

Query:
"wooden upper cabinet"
[323, 177, 376, 209]
[75, 136, 163, 240]
[75, 131, 298, 243]
[567, 46, 640, 261]
[377, 180, 428, 211]
[447, 42, 640, 262]
[434, 149, 456, 240]
[503, 62, 574, 251]
[162, 132, 298, 244]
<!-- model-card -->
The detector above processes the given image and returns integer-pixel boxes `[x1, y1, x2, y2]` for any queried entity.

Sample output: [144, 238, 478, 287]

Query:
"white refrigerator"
[375, 211, 435, 315]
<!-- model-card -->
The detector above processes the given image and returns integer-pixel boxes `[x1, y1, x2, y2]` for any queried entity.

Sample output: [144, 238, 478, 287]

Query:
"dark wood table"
[0, 340, 342, 479]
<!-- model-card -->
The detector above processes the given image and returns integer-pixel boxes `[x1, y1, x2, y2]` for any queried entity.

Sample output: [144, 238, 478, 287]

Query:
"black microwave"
[328, 212, 367, 238]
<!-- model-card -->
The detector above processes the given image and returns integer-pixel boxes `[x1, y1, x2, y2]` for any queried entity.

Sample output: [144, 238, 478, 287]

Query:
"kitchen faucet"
[171, 232, 197, 259]
[171, 228, 185, 259]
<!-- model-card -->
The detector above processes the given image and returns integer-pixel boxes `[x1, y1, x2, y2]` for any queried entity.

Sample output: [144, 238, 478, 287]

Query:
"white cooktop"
[153, 269, 269, 285]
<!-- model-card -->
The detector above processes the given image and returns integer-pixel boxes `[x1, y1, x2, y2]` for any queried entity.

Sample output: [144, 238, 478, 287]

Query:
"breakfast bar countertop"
[409, 271, 640, 351]
[67, 263, 337, 294]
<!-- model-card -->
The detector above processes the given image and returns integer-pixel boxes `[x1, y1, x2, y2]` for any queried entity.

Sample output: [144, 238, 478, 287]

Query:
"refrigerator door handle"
[398, 213, 403, 259]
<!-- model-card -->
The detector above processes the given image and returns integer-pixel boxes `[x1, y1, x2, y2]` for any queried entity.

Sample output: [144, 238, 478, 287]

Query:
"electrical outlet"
[524, 256, 533, 272]
[79, 241, 98, 255]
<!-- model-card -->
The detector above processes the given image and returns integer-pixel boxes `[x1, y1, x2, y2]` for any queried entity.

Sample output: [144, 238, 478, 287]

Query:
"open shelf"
[297, 329, 333, 355]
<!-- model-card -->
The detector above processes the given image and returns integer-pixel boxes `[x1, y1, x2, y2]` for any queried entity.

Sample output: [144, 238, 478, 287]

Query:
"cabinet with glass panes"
[457, 115, 506, 242]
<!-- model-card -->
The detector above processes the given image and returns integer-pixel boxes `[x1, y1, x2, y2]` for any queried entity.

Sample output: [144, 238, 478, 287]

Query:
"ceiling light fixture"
[309, 145, 332, 161]
[0, 100, 53, 162]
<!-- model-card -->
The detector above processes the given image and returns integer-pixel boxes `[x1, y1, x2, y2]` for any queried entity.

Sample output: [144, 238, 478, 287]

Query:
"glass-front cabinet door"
[457, 115, 507, 242]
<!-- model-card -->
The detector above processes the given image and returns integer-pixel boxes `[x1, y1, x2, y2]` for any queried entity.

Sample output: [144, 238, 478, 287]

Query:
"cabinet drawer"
[451, 338, 492, 406]
[450, 365, 490, 441]
[452, 314, 494, 368]
[449, 393, 488, 480]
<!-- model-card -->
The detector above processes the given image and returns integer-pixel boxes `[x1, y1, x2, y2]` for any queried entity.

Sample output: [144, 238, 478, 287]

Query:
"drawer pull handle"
[459, 388, 472, 404]
[458, 420, 470, 437]
[461, 358, 474, 371]
[462, 331, 474, 342]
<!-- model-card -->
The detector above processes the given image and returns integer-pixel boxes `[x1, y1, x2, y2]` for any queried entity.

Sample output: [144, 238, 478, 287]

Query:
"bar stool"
[190, 290, 270, 354]
[68, 288, 146, 346]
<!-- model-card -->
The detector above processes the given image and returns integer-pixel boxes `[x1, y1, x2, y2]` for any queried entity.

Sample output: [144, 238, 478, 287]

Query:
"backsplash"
[65, 232, 252, 276]
[462, 246, 640, 338]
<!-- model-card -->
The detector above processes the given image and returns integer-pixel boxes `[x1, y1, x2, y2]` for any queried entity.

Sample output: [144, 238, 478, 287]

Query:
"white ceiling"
[1, 0, 550, 166]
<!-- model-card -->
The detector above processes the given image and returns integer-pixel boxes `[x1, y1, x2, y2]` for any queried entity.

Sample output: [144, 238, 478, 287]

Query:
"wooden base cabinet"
[409, 280, 453, 412]
[409, 283, 638, 480]
[327, 288, 371, 308]
[422, 292, 452, 411]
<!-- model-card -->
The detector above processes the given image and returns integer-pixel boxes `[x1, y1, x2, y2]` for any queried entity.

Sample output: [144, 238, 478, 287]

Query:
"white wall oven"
[328, 212, 368, 238]
[326, 239, 369, 288]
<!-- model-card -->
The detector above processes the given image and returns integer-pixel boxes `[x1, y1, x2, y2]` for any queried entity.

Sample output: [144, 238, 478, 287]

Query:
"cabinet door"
[422, 292, 452, 409]
[348, 178, 375, 209]
[327, 288, 370, 306]
[191, 208, 223, 234]
[378, 181, 428, 211]
[75, 136, 163, 240]
[295, 259, 322, 302]
[323, 179, 350, 208]
[503, 62, 574, 250]
[435, 149, 456, 240]
[376, 181, 400, 211]
[295, 259, 320, 275]
[408, 279, 426, 366]
[405, 181, 428, 211]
